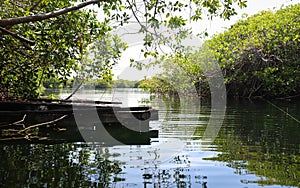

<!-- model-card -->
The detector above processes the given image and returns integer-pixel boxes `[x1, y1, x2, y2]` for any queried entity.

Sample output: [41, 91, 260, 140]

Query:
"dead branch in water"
[65, 80, 84, 100]
[0, 114, 26, 128]
[18, 115, 68, 134]
[0, 135, 44, 141]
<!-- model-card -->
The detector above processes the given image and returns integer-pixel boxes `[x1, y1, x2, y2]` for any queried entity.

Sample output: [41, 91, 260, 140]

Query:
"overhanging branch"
[0, 0, 103, 27]
[0, 26, 35, 46]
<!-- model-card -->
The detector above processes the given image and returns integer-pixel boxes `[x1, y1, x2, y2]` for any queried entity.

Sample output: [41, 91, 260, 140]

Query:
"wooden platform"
[0, 100, 159, 145]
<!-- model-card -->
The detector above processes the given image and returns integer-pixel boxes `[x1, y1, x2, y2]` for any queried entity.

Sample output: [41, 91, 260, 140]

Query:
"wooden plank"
[21, 98, 123, 104]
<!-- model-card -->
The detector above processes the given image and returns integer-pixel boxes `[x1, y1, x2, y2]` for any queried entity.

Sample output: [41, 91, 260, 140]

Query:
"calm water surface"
[0, 89, 299, 187]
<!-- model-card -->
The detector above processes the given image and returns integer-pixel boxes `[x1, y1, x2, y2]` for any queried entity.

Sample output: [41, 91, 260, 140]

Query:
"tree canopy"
[209, 3, 300, 98]
[0, 0, 247, 99]
[140, 3, 300, 98]
[0, 0, 113, 98]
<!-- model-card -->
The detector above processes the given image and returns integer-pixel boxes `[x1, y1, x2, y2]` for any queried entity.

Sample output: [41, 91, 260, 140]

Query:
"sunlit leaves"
[208, 4, 300, 97]
[167, 16, 186, 28]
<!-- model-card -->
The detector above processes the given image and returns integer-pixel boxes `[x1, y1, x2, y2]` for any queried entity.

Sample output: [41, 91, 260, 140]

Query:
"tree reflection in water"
[142, 155, 208, 188]
[0, 98, 299, 187]
[195, 99, 300, 187]
[0, 143, 124, 187]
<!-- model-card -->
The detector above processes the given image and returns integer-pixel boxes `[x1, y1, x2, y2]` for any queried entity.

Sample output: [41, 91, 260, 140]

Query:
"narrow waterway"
[0, 89, 299, 187]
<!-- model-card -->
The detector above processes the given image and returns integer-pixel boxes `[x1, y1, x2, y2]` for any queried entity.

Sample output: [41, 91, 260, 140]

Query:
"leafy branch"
[0, 0, 104, 27]
[0, 26, 35, 46]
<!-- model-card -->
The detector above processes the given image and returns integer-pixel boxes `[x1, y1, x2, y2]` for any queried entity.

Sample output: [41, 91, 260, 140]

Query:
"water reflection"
[0, 143, 124, 187]
[195, 99, 300, 187]
[0, 92, 299, 187]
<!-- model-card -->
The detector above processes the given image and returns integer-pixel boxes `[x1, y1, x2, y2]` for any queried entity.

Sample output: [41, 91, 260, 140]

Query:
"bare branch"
[0, 26, 35, 45]
[65, 80, 85, 100]
[0, 0, 103, 27]
[0, 136, 41, 141]
[153, 0, 159, 19]
[18, 115, 68, 134]
[126, 0, 145, 30]
[0, 114, 26, 129]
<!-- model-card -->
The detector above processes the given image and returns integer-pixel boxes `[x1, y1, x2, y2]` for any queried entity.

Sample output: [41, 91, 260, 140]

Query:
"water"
[0, 89, 299, 187]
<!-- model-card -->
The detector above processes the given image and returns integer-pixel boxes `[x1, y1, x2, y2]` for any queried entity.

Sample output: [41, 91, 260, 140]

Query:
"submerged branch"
[18, 115, 68, 134]
[263, 99, 300, 125]
[0, 136, 44, 141]
[0, 114, 26, 129]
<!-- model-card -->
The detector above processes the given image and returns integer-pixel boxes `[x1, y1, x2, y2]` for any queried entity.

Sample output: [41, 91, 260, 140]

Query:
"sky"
[109, 0, 300, 80]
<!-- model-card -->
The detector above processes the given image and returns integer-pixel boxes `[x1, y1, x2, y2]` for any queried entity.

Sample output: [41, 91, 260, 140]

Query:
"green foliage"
[208, 4, 300, 97]
[112, 79, 139, 88]
[142, 4, 300, 98]
[43, 78, 140, 90]
[0, 0, 123, 99]
[139, 77, 177, 95]
[0, 0, 247, 99]
[139, 44, 217, 97]
[79, 34, 127, 82]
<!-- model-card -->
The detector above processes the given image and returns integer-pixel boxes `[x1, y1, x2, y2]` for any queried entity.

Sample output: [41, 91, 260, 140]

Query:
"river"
[0, 89, 299, 187]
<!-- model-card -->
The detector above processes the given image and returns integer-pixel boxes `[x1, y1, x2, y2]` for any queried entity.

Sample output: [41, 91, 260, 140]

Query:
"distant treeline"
[43, 78, 141, 90]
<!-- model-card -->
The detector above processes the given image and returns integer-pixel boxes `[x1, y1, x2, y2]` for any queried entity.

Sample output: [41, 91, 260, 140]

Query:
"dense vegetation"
[211, 4, 300, 98]
[141, 4, 300, 98]
[0, 0, 121, 99]
[0, 0, 247, 99]
[43, 78, 140, 90]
